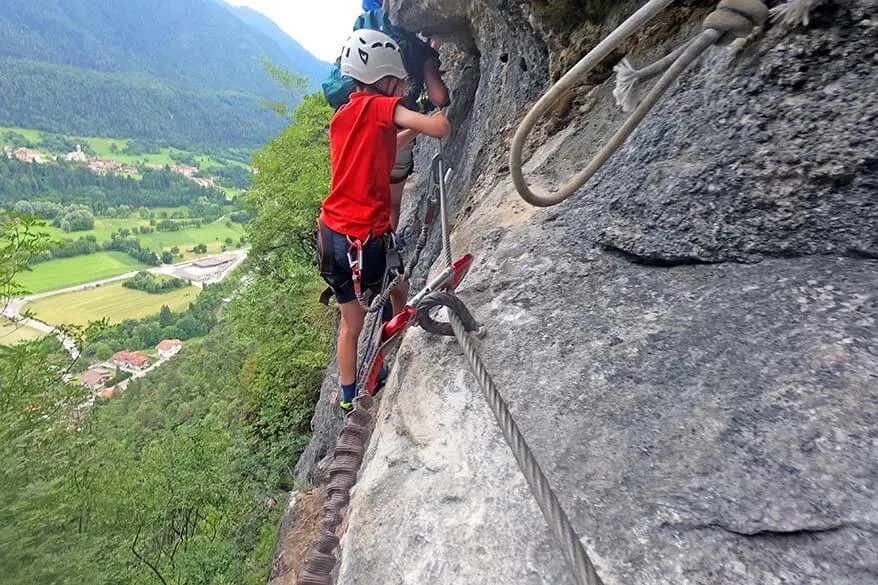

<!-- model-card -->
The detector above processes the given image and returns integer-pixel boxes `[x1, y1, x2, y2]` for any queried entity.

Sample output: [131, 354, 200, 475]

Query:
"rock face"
[290, 1, 878, 584]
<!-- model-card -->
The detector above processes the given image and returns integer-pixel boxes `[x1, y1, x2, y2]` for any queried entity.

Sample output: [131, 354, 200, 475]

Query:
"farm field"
[1, 126, 247, 169]
[27, 281, 199, 327]
[35, 215, 244, 256]
[16, 252, 146, 294]
[137, 221, 245, 254]
[0, 318, 45, 345]
[37, 217, 154, 242]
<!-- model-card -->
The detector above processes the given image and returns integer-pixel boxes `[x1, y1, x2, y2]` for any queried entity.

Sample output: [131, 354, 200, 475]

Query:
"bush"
[60, 208, 94, 232]
[122, 271, 188, 294]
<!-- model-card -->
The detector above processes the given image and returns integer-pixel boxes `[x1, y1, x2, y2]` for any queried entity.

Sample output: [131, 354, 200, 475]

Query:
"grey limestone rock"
[290, 1, 878, 583]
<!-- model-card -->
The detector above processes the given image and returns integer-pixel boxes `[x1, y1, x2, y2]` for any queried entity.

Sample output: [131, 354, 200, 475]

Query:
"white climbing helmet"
[339, 29, 408, 85]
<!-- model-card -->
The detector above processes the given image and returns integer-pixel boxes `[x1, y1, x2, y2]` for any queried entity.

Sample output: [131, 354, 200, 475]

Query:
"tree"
[176, 316, 200, 339]
[170, 247, 180, 255]
[13, 200, 33, 215]
[259, 57, 309, 119]
[60, 208, 95, 232]
[161, 251, 173, 264]
[0, 213, 50, 300]
[132, 322, 162, 347]
[91, 342, 113, 361]
[245, 94, 332, 274]
[159, 305, 174, 328]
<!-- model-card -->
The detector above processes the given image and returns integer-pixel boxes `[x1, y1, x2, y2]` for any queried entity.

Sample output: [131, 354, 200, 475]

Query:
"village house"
[156, 339, 183, 359]
[97, 386, 116, 401]
[112, 350, 149, 370]
[171, 163, 198, 177]
[190, 176, 216, 189]
[87, 158, 121, 175]
[79, 368, 112, 390]
[13, 147, 44, 163]
[64, 144, 88, 163]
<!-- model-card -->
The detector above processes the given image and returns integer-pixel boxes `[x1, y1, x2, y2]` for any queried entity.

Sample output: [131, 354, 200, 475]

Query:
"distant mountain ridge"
[222, 3, 332, 84]
[0, 0, 330, 148]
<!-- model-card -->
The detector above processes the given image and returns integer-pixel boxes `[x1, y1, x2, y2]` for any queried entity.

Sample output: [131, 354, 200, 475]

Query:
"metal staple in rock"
[297, 396, 374, 585]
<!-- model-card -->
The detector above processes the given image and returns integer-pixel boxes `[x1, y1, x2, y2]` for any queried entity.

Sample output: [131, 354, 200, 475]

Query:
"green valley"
[0, 1, 336, 582]
[0, 94, 335, 585]
[0, 0, 329, 149]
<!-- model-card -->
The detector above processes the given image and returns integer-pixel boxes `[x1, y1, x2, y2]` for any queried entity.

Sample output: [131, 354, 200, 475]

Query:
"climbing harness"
[354, 145, 476, 398]
[509, 0, 770, 207]
[298, 143, 478, 585]
[299, 140, 602, 585]
[299, 1, 823, 582]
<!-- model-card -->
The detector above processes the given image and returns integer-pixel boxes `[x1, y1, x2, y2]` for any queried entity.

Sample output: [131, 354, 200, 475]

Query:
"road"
[2, 249, 247, 360]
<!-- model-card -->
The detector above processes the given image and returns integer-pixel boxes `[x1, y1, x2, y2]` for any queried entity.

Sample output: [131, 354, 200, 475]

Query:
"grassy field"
[27, 281, 200, 327]
[1, 125, 43, 143]
[1, 126, 247, 169]
[137, 221, 245, 255]
[37, 217, 154, 242]
[0, 318, 45, 345]
[16, 252, 146, 294]
[35, 216, 244, 258]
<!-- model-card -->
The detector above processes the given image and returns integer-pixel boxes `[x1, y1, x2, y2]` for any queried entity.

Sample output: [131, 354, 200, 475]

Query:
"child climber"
[318, 29, 450, 412]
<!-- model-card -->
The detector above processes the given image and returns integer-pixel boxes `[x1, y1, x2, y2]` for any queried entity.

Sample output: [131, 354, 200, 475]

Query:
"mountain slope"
[222, 4, 332, 85]
[0, 0, 329, 148]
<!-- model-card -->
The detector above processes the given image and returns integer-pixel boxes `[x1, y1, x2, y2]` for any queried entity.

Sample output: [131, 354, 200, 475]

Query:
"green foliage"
[84, 282, 228, 352]
[245, 94, 332, 275]
[59, 207, 95, 232]
[0, 0, 329, 148]
[260, 57, 310, 119]
[229, 92, 335, 490]
[213, 165, 253, 190]
[0, 212, 49, 297]
[1, 130, 34, 148]
[0, 93, 336, 585]
[122, 139, 166, 156]
[123, 271, 188, 294]
[104, 367, 132, 388]
[39, 132, 94, 156]
[0, 155, 227, 213]
[0, 60, 286, 149]
[29, 233, 100, 264]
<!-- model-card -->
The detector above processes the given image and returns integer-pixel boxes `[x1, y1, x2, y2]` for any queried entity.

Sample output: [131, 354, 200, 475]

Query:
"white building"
[156, 339, 183, 359]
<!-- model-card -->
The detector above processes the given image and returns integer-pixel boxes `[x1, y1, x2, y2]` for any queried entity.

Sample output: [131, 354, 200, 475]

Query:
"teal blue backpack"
[322, 10, 412, 110]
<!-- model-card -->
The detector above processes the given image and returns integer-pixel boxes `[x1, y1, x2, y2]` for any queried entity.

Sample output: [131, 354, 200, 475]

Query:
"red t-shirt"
[320, 91, 401, 241]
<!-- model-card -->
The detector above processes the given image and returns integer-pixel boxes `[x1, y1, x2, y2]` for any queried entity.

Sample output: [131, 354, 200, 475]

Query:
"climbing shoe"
[339, 400, 353, 414]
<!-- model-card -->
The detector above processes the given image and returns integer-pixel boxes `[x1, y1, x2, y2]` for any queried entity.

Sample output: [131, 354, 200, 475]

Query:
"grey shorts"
[391, 140, 415, 184]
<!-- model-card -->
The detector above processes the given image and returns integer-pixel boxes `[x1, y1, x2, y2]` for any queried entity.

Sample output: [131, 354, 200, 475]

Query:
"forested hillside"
[0, 0, 329, 148]
[0, 95, 335, 584]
